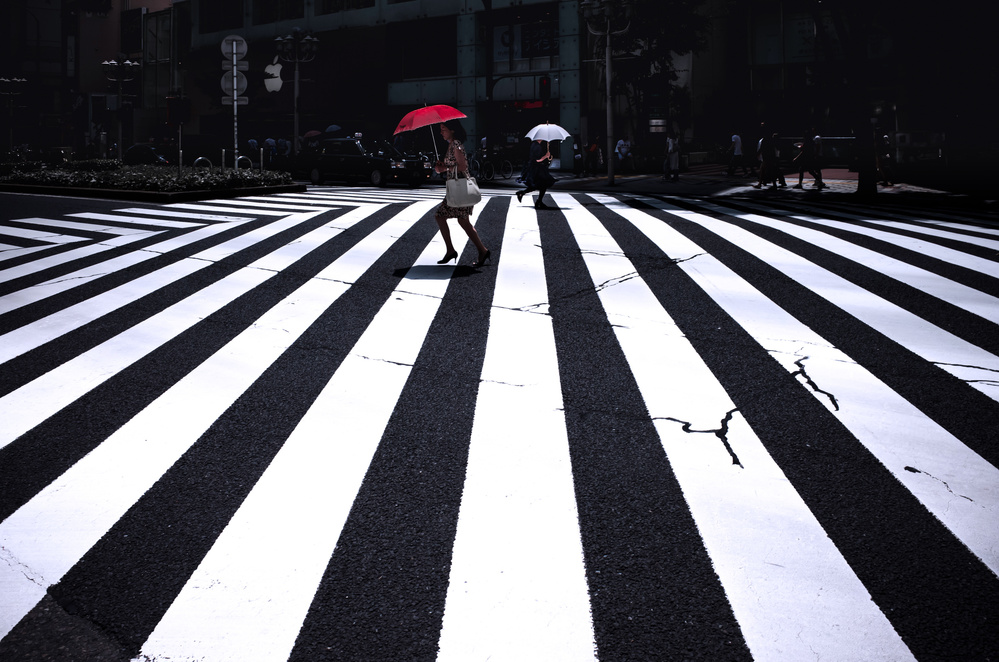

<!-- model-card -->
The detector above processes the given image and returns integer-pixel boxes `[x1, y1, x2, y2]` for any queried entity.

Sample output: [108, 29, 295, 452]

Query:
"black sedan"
[297, 137, 432, 186]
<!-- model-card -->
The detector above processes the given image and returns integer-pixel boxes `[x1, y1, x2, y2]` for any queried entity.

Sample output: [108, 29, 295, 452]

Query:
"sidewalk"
[480, 163, 996, 210]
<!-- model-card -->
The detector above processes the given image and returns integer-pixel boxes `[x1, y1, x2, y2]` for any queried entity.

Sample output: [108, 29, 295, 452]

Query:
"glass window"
[254, 0, 304, 25]
[318, 0, 376, 13]
[200, 0, 243, 33]
[386, 16, 457, 79]
[145, 11, 172, 63]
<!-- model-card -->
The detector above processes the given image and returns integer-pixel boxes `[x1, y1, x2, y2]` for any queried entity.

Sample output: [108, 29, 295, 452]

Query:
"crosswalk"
[1, 188, 997, 661]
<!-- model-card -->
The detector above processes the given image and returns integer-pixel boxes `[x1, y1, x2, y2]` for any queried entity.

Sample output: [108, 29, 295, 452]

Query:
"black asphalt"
[0, 188, 997, 660]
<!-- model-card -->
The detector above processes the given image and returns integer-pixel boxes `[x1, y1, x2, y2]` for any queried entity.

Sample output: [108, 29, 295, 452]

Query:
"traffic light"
[539, 75, 551, 100]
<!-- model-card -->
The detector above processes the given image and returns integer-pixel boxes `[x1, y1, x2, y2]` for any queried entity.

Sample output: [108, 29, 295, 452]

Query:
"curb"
[0, 183, 307, 203]
[477, 172, 997, 211]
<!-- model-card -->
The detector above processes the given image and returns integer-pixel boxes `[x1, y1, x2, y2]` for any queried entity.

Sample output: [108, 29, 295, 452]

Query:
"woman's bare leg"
[456, 215, 487, 255]
[435, 214, 456, 254]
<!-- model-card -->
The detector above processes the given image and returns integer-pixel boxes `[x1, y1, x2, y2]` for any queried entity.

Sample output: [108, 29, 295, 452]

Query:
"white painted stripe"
[598, 193, 999, 577]
[0, 232, 164, 285]
[0, 208, 352, 360]
[241, 195, 347, 205]
[299, 188, 443, 197]
[5, 217, 147, 235]
[69, 212, 203, 229]
[0, 226, 89, 243]
[292, 193, 419, 205]
[754, 202, 999, 275]
[862, 217, 999, 250]
[437, 203, 596, 661]
[0, 217, 254, 316]
[134, 200, 454, 662]
[184, 198, 337, 212]
[828, 203, 999, 237]
[704, 202, 999, 322]
[289, 189, 458, 205]
[561, 193, 916, 662]
[0, 245, 51, 262]
[659, 200, 999, 400]
[0, 203, 402, 447]
[165, 203, 295, 216]
[918, 220, 999, 235]
[0, 201, 432, 640]
[112, 208, 253, 223]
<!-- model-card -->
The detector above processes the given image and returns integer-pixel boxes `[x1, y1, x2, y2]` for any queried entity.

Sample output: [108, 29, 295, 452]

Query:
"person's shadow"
[393, 265, 481, 279]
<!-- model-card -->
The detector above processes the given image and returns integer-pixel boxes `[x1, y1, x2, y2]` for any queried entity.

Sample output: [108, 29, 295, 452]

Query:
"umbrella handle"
[430, 125, 440, 161]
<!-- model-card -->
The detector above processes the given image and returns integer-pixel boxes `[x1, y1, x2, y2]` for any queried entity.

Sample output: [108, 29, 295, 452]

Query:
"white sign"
[221, 35, 248, 59]
[264, 56, 283, 93]
[220, 71, 247, 96]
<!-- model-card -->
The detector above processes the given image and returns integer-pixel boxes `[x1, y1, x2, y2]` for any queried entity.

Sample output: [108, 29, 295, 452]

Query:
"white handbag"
[445, 173, 481, 207]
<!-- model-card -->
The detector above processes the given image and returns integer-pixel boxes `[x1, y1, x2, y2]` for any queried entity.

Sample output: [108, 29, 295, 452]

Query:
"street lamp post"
[0, 77, 27, 154]
[102, 58, 141, 160]
[581, 0, 632, 186]
[275, 28, 319, 158]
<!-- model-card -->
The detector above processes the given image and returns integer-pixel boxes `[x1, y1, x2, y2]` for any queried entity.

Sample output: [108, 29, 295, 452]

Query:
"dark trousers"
[518, 183, 550, 207]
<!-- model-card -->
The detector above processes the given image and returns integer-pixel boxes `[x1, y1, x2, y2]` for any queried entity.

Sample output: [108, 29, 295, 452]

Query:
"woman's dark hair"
[442, 118, 467, 142]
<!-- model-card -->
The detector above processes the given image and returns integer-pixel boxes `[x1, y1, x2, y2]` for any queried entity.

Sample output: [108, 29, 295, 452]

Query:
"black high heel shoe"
[437, 250, 458, 265]
[473, 249, 491, 267]
[516, 190, 525, 203]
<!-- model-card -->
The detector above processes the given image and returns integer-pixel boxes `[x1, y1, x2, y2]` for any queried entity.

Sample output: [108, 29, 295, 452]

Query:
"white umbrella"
[526, 123, 571, 141]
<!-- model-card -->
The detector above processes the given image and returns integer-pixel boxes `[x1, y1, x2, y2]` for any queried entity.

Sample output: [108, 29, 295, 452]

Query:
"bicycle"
[469, 149, 514, 182]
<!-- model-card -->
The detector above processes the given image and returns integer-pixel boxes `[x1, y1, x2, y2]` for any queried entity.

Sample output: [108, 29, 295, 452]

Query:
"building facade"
[182, 0, 582, 166]
[2, 0, 990, 185]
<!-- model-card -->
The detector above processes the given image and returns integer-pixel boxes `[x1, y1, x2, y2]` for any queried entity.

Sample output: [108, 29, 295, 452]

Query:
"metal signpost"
[221, 35, 249, 168]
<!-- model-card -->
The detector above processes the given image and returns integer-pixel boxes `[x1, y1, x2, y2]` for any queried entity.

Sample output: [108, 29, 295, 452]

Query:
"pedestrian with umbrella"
[394, 106, 489, 266]
[515, 123, 567, 209]
[430, 119, 489, 265]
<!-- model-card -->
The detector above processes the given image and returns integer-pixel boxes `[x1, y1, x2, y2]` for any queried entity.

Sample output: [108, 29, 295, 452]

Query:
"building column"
[558, 0, 582, 167]
[456, 12, 480, 146]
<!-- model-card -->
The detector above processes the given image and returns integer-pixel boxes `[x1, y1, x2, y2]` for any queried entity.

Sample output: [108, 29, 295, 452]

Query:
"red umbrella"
[393, 104, 467, 135]
[394, 104, 467, 160]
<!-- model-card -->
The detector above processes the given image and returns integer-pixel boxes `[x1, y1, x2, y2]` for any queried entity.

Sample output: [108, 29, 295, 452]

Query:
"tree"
[587, 0, 710, 143]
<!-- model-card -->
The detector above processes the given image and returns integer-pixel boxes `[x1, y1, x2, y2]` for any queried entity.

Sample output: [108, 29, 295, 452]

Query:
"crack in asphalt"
[904, 466, 974, 502]
[1, 545, 45, 588]
[655, 408, 743, 467]
[933, 361, 999, 375]
[30, 272, 111, 287]
[356, 354, 415, 369]
[672, 252, 706, 264]
[494, 302, 551, 315]
[791, 356, 840, 411]
[592, 271, 642, 293]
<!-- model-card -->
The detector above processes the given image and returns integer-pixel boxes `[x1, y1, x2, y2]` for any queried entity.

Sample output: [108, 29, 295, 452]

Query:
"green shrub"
[0, 161, 44, 176]
[0, 163, 294, 191]
[65, 159, 121, 172]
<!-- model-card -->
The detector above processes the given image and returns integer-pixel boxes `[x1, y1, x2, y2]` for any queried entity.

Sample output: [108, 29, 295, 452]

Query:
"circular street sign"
[221, 35, 248, 59]
[220, 71, 248, 96]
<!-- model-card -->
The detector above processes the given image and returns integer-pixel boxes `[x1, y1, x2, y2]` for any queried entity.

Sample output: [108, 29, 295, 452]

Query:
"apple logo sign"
[264, 56, 283, 92]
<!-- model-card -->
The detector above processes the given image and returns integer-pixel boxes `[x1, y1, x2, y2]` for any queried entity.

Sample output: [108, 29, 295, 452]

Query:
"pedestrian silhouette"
[515, 138, 556, 209]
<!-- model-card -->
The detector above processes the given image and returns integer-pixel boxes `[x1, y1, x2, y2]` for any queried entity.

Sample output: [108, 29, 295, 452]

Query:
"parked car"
[297, 137, 432, 186]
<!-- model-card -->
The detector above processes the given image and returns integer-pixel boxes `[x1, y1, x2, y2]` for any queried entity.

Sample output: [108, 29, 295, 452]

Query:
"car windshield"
[362, 141, 403, 158]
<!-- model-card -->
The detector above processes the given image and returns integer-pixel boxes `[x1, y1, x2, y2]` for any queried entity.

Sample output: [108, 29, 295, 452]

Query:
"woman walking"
[433, 119, 490, 266]
[515, 138, 556, 209]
